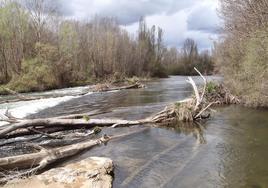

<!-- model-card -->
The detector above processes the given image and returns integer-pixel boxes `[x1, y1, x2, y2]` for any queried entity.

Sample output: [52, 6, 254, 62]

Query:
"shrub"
[206, 82, 218, 94]
[150, 62, 168, 78]
[7, 58, 57, 93]
[215, 30, 268, 107]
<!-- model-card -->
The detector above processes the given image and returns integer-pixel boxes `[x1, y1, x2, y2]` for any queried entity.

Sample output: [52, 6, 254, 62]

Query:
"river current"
[0, 76, 267, 187]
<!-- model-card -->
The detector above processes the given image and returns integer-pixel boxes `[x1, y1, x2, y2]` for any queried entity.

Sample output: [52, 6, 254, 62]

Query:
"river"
[0, 76, 267, 188]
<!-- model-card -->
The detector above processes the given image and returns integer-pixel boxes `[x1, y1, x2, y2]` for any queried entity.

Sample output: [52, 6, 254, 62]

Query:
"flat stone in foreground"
[4, 157, 113, 188]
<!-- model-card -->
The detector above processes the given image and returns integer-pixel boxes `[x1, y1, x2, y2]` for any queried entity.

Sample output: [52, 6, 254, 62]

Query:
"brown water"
[6, 76, 268, 188]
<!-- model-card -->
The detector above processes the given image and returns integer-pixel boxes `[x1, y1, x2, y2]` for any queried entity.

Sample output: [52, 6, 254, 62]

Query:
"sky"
[59, 0, 220, 50]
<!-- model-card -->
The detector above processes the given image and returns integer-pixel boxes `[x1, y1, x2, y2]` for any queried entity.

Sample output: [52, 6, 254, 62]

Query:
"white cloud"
[64, 0, 196, 24]
[123, 10, 188, 47]
[185, 30, 218, 50]
[60, 0, 220, 49]
[187, 0, 220, 32]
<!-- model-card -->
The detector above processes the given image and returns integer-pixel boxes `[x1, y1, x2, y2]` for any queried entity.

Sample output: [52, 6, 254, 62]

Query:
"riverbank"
[0, 76, 152, 96]
[0, 76, 267, 187]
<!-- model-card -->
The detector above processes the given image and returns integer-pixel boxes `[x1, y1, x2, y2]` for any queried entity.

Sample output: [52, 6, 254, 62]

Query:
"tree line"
[214, 0, 268, 107]
[165, 38, 214, 75]
[0, 0, 214, 93]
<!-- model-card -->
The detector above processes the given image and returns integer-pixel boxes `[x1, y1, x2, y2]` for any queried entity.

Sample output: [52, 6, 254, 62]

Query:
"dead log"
[0, 135, 42, 147]
[0, 128, 148, 183]
[0, 82, 143, 104]
[91, 82, 144, 92]
[0, 138, 107, 183]
[56, 110, 112, 119]
[0, 118, 150, 138]
[148, 67, 212, 123]
[0, 68, 215, 138]
[0, 137, 106, 171]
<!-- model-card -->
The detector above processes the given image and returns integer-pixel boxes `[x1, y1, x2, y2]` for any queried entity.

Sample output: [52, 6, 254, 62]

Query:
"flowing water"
[0, 76, 267, 188]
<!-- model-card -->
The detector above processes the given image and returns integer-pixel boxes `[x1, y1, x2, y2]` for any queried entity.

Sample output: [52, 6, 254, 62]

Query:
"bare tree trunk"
[0, 128, 148, 183]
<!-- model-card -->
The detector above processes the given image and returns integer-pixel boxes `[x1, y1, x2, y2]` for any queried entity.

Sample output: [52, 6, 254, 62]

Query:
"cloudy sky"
[60, 0, 220, 50]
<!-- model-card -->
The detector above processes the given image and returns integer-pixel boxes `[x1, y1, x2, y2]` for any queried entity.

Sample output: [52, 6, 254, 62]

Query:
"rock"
[4, 157, 113, 188]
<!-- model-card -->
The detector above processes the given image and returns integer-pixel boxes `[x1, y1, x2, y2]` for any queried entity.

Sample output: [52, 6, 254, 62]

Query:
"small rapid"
[0, 86, 90, 126]
[1, 76, 267, 188]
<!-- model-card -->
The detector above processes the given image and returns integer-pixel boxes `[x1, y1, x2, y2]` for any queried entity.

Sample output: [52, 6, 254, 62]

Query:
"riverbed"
[0, 76, 267, 187]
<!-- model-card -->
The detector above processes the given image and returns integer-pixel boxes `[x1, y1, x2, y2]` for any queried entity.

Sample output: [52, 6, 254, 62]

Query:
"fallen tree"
[0, 128, 149, 183]
[91, 82, 145, 92]
[0, 82, 145, 104]
[0, 68, 217, 182]
[0, 68, 214, 139]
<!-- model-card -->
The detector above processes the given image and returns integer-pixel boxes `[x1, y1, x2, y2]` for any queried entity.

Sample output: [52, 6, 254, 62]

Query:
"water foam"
[0, 88, 92, 126]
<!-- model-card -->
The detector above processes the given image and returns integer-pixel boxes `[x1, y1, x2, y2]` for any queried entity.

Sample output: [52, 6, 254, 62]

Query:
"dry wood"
[27, 128, 63, 139]
[56, 110, 112, 119]
[194, 67, 207, 102]
[0, 68, 219, 184]
[0, 135, 42, 147]
[0, 118, 150, 138]
[186, 77, 201, 110]
[92, 83, 144, 92]
[1, 82, 144, 105]
[0, 128, 148, 183]
[0, 68, 214, 139]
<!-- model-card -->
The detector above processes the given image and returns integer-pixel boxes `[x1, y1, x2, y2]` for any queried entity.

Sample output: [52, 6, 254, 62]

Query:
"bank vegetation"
[214, 0, 268, 107]
[0, 0, 215, 94]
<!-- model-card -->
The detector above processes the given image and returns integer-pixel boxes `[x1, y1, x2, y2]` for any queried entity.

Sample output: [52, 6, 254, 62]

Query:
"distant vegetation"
[0, 0, 215, 93]
[165, 39, 214, 75]
[214, 0, 268, 107]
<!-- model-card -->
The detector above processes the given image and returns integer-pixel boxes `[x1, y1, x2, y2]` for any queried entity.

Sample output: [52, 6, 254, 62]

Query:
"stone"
[4, 157, 113, 188]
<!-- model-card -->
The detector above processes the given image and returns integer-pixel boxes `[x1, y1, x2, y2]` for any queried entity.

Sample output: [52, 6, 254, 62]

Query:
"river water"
[0, 76, 267, 187]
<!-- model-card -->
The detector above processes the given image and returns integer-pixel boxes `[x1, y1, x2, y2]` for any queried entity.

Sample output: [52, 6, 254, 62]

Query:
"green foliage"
[7, 58, 57, 93]
[93, 127, 102, 134]
[59, 22, 78, 56]
[150, 62, 168, 78]
[165, 39, 214, 76]
[239, 31, 268, 106]
[175, 102, 181, 108]
[215, 30, 268, 107]
[0, 86, 9, 95]
[83, 115, 90, 121]
[206, 82, 218, 94]
[83, 115, 90, 122]
[215, 0, 268, 107]
[126, 76, 140, 84]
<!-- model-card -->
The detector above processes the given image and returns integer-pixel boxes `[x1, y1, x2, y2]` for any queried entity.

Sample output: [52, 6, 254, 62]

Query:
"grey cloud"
[61, 0, 196, 25]
[56, 0, 219, 49]
[187, 4, 219, 33]
[184, 30, 218, 50]
[19, 0, 72, 16]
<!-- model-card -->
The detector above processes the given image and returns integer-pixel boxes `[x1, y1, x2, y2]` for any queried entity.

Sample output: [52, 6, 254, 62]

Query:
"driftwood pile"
[0, 82, 145, 104]
[91, 82, 145, 92]
[204, 82, 240, 105]
[0, 68, 216, 183]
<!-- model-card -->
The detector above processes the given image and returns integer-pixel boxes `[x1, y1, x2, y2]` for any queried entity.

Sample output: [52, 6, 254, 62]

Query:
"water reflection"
[157, 121, 207, 144]
[18, 76, 267, 188]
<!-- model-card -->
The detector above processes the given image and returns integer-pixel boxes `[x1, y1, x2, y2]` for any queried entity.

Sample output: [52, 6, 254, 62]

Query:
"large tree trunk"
[0, 129, 148, 183]
[0, 68, 218, 183]
[0, 118, 150, 138]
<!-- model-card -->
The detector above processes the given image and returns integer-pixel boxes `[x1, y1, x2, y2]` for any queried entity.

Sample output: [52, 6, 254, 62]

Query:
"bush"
[7, 58, 57, 93]
[215, 30, 268, 107]
[206, 82, 218, 94]
[150, 63, 168, 78]
[239, 31, 268, 106]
